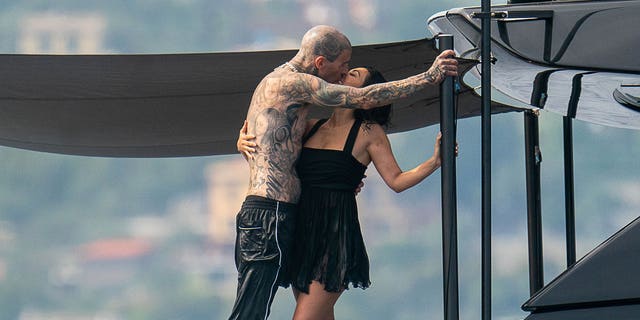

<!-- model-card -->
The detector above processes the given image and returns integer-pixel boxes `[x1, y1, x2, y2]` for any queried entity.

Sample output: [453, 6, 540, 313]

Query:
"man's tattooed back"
[245, 69, 309, 203]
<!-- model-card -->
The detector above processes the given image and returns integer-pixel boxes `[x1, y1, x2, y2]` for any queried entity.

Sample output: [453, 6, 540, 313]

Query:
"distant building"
[348, 0, 378, 29]
[296, 0, 378, 30]
[80, 238, 152, 262]
[50, 238, 153, 289]
[205, 157, 249, 247]
[18, 12, 106, 54]
[19, 310, 121, 320]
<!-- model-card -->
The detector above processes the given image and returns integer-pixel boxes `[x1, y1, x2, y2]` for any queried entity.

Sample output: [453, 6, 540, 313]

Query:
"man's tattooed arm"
[290, 50, 457, 110]
[296, 66, 444, 110]
[344, 67, 446, 109]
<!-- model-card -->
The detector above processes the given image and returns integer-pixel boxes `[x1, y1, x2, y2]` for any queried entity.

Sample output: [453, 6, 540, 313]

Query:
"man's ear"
[313, 56, 326, 70]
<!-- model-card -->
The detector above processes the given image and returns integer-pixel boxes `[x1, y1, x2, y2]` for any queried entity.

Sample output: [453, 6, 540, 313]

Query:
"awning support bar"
[438, 34, 460, 320]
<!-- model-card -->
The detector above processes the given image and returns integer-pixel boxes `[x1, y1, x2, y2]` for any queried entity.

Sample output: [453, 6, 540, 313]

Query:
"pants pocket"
[238, 225, 266, 261]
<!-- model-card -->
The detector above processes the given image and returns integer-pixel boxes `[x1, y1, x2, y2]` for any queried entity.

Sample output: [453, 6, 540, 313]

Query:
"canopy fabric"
[523, 216, 640, 319]
[0, 38, 514, 157]
[428, 3, 640, 131]
[525, 305, 640, 320]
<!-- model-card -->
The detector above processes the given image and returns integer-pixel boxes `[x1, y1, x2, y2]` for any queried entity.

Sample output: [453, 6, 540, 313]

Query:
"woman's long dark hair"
[354, 66, 392, 129]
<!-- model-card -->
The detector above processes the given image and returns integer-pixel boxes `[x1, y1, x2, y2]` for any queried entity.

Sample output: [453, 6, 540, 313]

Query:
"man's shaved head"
[299, 25, 351, 62]
[287, 25, 352, 84]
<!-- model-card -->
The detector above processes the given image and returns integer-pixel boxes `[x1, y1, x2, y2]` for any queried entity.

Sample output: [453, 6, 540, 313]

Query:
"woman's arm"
[368, 130, 445, 193]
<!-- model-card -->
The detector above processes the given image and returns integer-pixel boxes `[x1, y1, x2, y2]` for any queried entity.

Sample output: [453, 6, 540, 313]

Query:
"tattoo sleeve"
[297, 66, 445, 110]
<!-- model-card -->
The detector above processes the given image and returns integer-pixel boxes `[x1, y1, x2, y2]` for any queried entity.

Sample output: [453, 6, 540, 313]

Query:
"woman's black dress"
[291, 118, 370, 293]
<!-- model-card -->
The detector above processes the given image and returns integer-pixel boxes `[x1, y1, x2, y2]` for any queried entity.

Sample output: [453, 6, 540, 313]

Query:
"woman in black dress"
[238, 67, 451, 320]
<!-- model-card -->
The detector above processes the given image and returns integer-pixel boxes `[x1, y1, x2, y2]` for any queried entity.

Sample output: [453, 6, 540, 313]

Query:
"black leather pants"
[228, 195, 296, 320]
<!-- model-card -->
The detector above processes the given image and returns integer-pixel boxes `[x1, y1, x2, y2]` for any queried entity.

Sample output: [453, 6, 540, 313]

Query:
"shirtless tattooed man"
[229, 25, 457, 320]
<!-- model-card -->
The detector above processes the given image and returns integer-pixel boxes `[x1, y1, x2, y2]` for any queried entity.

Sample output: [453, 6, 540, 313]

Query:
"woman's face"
[342, 67, 370, 88]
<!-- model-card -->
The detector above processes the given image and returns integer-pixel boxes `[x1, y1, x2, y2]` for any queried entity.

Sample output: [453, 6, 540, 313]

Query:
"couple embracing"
[229, 25, 458, 320]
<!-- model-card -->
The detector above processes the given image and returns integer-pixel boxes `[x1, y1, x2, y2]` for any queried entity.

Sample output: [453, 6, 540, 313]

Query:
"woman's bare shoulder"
[361, 122, 388, 140]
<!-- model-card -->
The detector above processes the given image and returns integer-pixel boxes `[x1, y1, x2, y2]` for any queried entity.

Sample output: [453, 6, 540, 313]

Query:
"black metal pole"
[564, 71, 588, 269]
[439, 34, 459, 320]
[480, 0, 492, 318]
[563, 117, 577, 267]
[524, 110, 544, 295]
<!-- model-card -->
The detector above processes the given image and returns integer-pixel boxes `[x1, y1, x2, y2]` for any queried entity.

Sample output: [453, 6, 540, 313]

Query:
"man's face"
[316, 49, 351, 84]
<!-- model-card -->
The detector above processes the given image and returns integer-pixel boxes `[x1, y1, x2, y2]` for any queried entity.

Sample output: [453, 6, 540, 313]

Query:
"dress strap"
[343, 118, 362, 153]
[302, 119, 328, 145]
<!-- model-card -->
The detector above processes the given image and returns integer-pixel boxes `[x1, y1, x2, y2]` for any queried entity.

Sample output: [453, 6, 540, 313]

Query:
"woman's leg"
[292, 286, 301, 301]
[292, 281, 343, 320]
